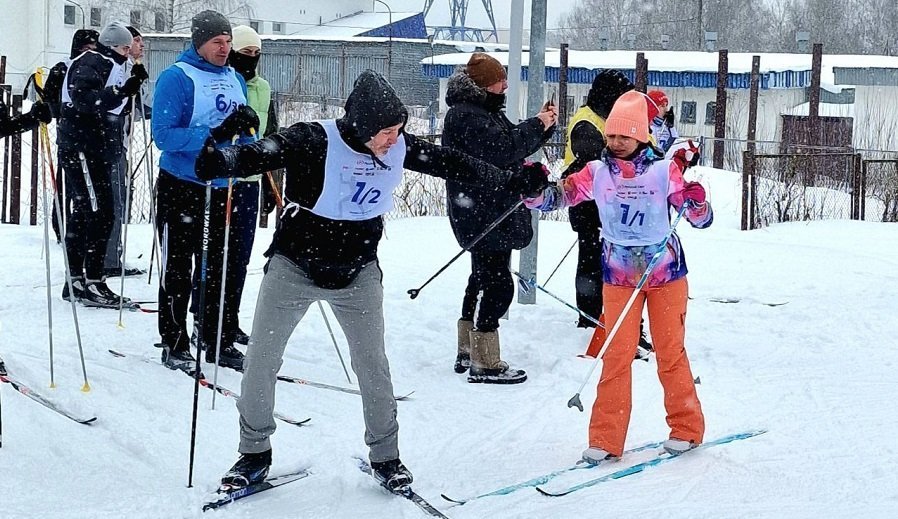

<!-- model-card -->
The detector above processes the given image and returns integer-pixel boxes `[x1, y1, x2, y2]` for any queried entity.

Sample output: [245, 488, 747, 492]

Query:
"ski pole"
[78, 152, 98, 212]
[188, 180, 213, 488]
[118, 97, 138, 327]
[408, 199, 524, 299]
[211, 178, 234, 410]
[567, 204, 688, 412]
[0, 358, 5, 448]
[317, 301, 352, 384]
[34, 70, 58, 388]
[140, 97, 162, 285]
[543, 237, 577, 287]
[35, 73, 88, 391]
[512, 271, 605, 330]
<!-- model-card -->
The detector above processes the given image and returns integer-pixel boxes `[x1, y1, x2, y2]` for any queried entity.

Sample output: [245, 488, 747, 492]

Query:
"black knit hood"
[338, 70, 407, 146]
[70, 29, 99, 59]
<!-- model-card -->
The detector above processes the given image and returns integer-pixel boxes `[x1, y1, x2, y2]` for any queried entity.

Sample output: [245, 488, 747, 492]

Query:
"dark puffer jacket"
[56, 43, 130, 159]
[442, 70, 552, 252]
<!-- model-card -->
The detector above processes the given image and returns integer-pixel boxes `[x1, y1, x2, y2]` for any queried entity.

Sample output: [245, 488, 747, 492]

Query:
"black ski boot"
[370, 458, 413, 492]
[234, 327, 250, 346]
[221, 449, 272, 489]
[635, 329, 653, 361]
[205, 344, 246, 372]
[104, 266, 146, 278]
[61, 276, 87, 302]
[162, 345, 203, 378]
[81, 280, 131, 309]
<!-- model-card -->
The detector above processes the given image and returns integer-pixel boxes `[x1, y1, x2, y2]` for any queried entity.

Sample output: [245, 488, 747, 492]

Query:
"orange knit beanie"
[604, 91, 651, 143]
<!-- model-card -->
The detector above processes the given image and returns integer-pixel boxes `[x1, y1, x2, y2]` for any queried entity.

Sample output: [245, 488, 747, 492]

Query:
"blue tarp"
[360, 13, 427, 39]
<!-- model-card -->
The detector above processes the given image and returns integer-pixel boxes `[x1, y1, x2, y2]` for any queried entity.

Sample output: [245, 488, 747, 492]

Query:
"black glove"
[664, 107, 675, 127]
[210, 105, 259, 143]
[261, 173, 278, 215]
[507, 162, 550, 198]
[130, 63, 149, 82]
[195, 137, 238, 181]
[28, 101, 52, 124]
[590, 69, 635, 119]
[119, 76, 144, 97]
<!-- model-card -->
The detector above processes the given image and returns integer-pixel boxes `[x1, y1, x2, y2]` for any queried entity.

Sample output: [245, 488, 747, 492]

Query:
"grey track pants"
[237, 254, 400, 462]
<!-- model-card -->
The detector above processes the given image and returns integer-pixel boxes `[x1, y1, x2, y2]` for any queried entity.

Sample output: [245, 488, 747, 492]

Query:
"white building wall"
[0, 0, 77, 90]
[852, 85, 898, 151]
[245, 0, 370, 35]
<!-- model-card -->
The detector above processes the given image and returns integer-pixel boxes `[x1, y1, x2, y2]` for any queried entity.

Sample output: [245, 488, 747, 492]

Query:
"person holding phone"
[442, 52, 557, 384]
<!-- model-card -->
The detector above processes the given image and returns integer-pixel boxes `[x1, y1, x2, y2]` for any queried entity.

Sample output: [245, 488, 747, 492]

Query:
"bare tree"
[103, 0, 254, 32]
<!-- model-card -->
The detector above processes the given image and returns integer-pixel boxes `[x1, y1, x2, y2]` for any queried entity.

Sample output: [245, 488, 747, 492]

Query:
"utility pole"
[506, 0, 525, 124]
[697, 0, 703, 51]
[517, 0, 547, 305]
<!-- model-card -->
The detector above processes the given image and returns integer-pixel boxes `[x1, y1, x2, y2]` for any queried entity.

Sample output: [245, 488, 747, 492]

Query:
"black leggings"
[460, 249, 514, 332]
[575, 230, 603, 322]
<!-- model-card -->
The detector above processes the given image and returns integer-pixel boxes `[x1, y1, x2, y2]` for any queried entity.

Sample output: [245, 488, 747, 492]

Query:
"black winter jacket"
[0, 100, 40, 138]
[442, 72, 552, 251]
[204, 70, 514, 278]
[56, 43, 130, 159]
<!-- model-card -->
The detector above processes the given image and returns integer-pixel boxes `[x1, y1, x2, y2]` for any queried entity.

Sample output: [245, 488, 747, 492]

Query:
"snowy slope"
[0, 167, 896, 518]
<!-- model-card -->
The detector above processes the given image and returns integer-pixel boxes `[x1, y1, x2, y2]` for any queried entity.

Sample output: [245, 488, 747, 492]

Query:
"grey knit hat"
[99, 21, 134, 48]
[191, 10, 231, 50]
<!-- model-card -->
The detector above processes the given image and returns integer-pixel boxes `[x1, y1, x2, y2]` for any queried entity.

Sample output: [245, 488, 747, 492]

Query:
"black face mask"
[229, 51, 259, 81]
[483, 91, 506, 113]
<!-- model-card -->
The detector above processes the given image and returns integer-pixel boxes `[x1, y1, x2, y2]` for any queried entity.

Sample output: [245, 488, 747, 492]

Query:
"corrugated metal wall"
[422, 63, 815, 90]
[144, 36, 456, 106]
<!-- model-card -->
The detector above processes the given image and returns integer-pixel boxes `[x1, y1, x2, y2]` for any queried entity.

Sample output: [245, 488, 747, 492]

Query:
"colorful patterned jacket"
[526, 146, 712, 288]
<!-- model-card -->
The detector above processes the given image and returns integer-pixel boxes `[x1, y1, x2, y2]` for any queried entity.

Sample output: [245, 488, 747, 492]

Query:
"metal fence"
[742, 149, 898, 229]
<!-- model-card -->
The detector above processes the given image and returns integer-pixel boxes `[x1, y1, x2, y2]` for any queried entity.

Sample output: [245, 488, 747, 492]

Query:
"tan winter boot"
[467, 330, 527, 384]
[454, 319, 474, 373]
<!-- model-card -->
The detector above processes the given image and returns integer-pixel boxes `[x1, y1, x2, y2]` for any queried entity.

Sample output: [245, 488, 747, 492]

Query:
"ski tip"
[108, 349, 125, 357]
[396, 390, 415, 401]
[535, 486, 560, 497]
[80, 416, 99, 425]
[439, 493, 466, 505]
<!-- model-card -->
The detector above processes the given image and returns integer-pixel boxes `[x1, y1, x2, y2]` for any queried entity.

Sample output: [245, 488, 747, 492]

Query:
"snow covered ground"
[0, 167, 896, 518]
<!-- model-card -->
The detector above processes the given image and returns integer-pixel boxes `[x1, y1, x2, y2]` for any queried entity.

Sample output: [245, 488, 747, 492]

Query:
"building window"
[704, 102, 716, 125]
[250, 20, 261, 32]
[272, 22, 284, 34]
[155, 12, 166, 32]
[680, 101, 697, 124]
[90, 7, 102, 27]
[64, 5, 76, 26]
[130, 10, 141, 28]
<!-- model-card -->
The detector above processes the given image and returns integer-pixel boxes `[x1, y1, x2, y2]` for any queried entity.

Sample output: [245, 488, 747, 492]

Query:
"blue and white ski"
[356, 457, 449, 518]
[536, 429, 767, 497]
[202, 469, 311, 512]
[440, 439, 665, 505]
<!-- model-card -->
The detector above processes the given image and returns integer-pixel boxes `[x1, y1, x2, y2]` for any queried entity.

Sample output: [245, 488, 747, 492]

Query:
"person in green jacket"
[207, 24, 278, 351]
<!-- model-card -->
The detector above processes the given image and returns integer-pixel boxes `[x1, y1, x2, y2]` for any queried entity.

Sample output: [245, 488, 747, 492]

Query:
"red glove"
[669, 181, 706, 208]
[672, 140, 700, 171]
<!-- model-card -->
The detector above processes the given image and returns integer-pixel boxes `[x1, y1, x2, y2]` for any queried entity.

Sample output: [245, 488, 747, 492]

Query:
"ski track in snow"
[1, 167, 897, 518]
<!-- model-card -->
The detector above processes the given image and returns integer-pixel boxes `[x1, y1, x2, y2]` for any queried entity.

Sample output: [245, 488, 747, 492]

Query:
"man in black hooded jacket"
[194, 70, 548, 493]
[44, 29, 99, 243]
[56, 21, 148, 308]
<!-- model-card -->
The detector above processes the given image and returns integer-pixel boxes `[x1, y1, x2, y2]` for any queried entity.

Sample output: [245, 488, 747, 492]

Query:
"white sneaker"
[663, 438, 697, 455]
[581, 447, 618, 465]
